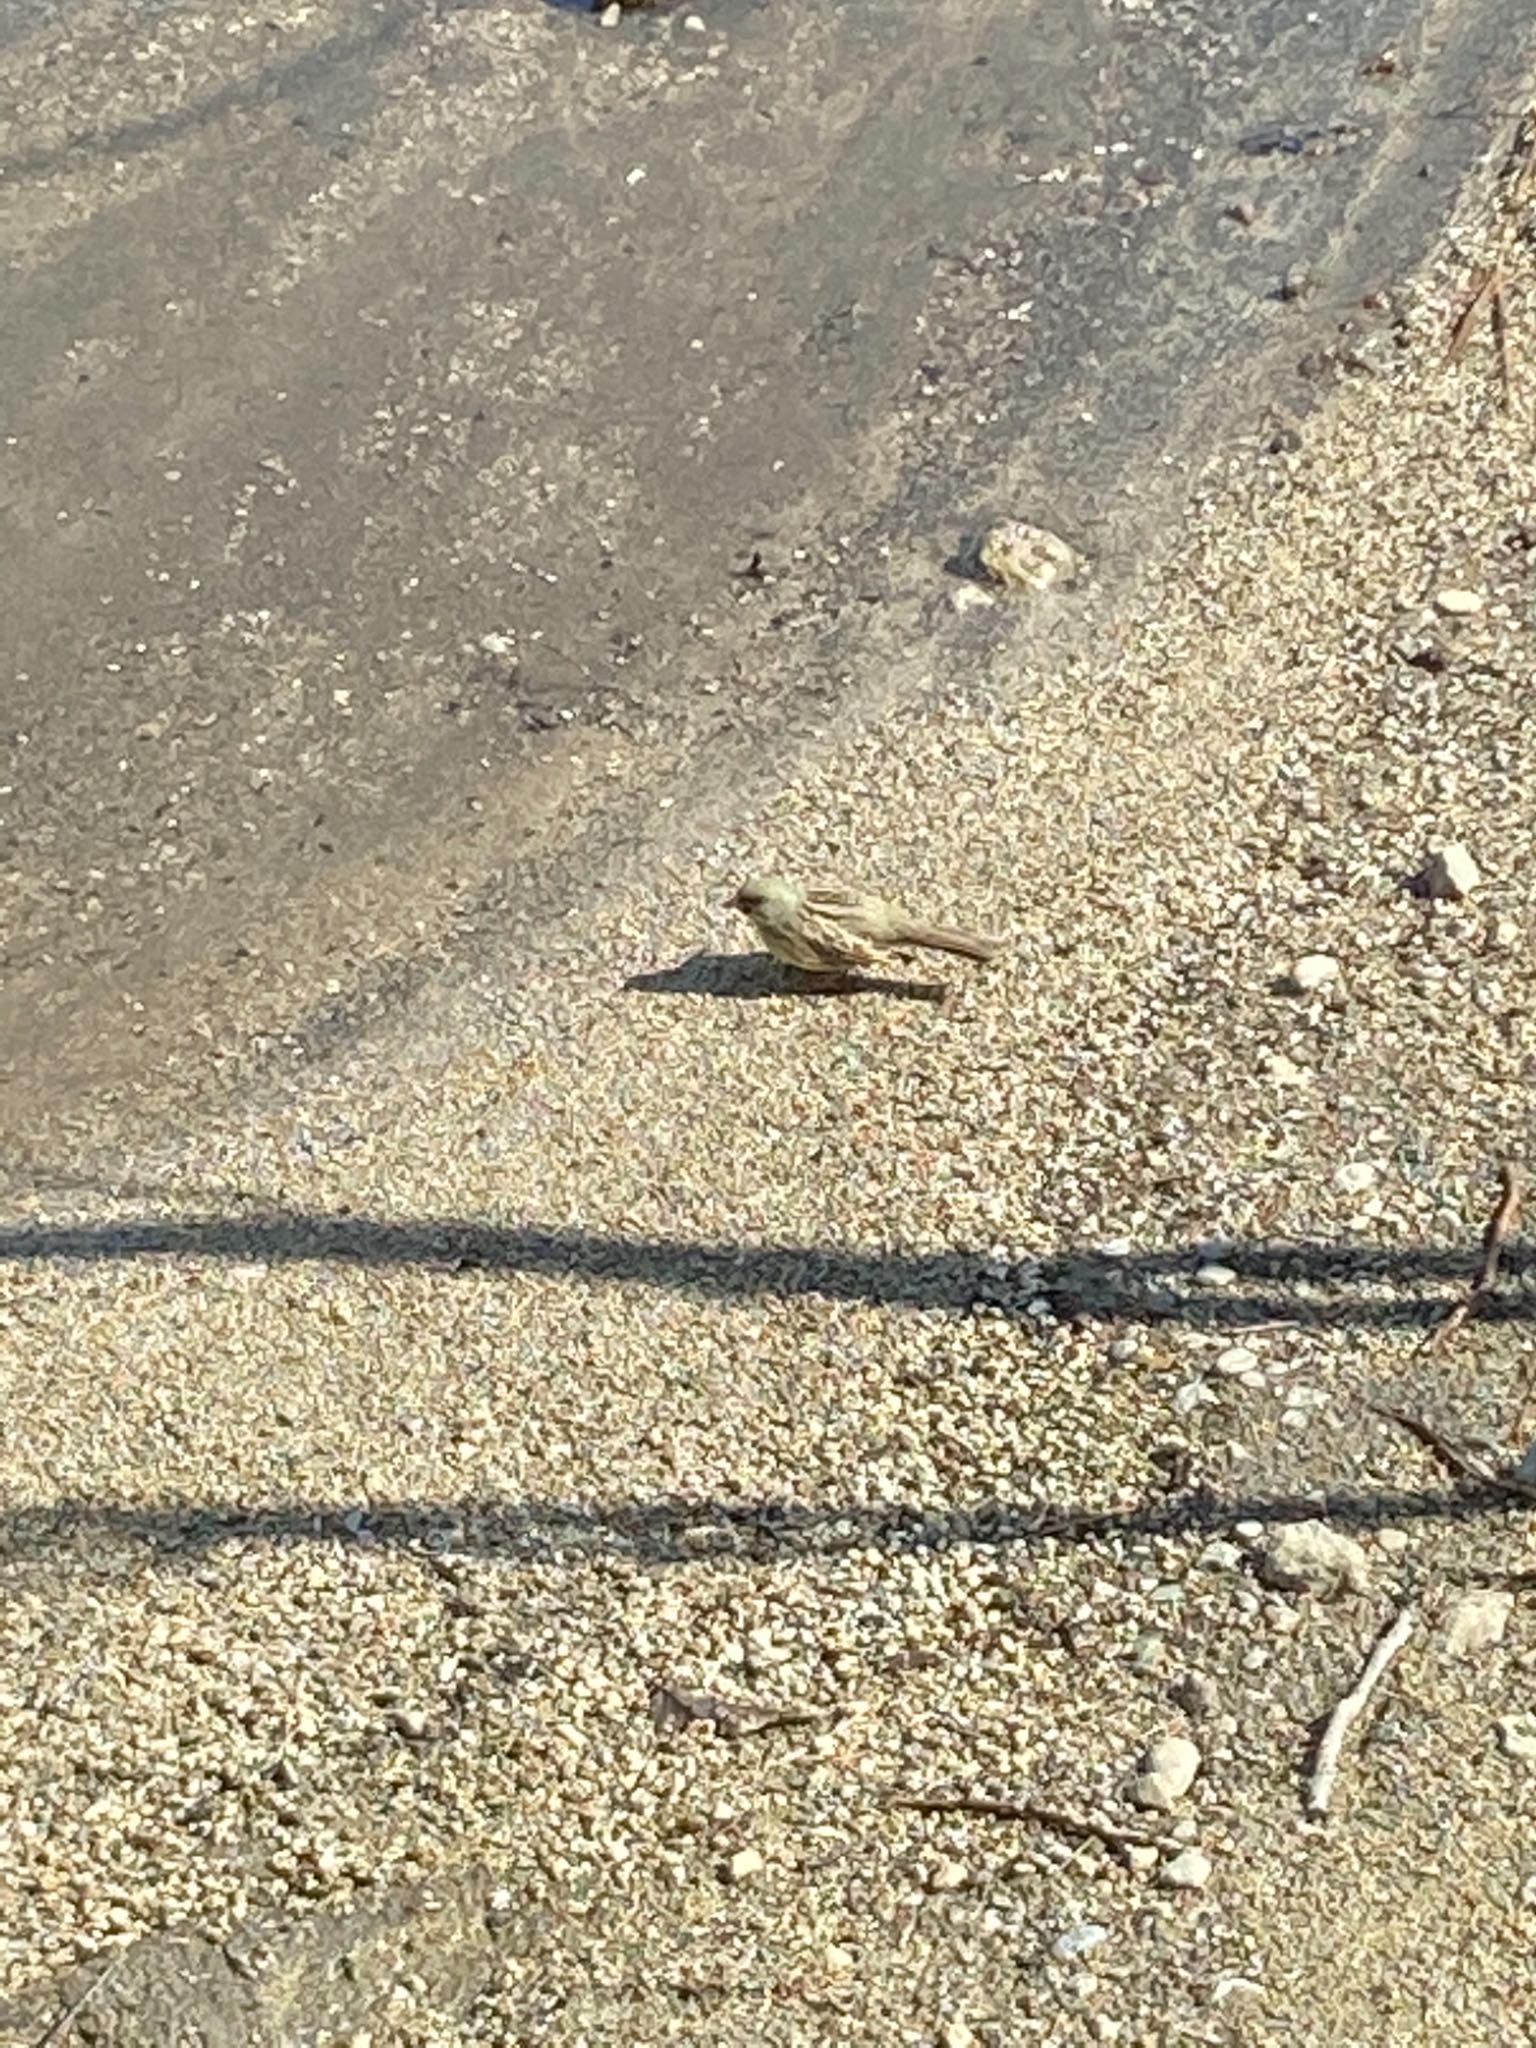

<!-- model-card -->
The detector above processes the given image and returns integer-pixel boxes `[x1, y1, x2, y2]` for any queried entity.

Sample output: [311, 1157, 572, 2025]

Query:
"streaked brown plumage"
[729, 875, 1003, 975]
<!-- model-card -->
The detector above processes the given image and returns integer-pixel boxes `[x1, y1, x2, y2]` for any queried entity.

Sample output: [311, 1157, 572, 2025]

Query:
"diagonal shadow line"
[2, 1476, 1527, 1571]
[0, 1209, 1531, 1330]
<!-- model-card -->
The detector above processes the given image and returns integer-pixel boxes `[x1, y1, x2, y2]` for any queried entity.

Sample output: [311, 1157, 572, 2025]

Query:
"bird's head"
[729, 880, 768, 915]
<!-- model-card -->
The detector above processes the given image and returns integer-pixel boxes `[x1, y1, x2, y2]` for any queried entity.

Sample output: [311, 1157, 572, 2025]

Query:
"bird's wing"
[797, 888, 883, 968]
[801, 911, 881, 969]
[802, 881, 873, 920]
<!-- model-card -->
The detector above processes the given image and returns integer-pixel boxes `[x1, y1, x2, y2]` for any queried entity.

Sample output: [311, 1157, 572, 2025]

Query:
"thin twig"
[1444, 107, 1536, 397]
[1447, 263, 1506, 363]
[1422, 1160, 1523, 1352]
[1491, 282, 1514, 409]
[1474, 1160, 1523, 1292]
[1371, 1400, 1536, 1502]
[1370, 1401, 1496, 1482]
[888, 1790, 1159, 1856]
[1305, 1604, 1417, 1818]
[32, 1950, 127, 2048]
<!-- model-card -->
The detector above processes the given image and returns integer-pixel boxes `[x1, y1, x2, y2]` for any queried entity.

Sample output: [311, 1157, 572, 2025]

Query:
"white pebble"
[727, 1846, 765, 1882]
[1160, 1847, 1212, 1890]
[1497, 1714, 1536, 1762]
[1214, 1345, 1257, 1377]
[1194, 1263, 1237, 1289]
[1441, 1590, 1513, 1658]
[1419, 842, 1481, 900]
[1290, 953, 1340, 994]
[1256, 1520, 1370, 1597]
[1334, 1161, 1378, 1195]
[1433, 587, 1484, 615]
[1263, 1050, 1308, 1085]
[1130, 1734, 1202, 1810]
[978, 518, 1080, 594]
[1053, 1922, 1110, 1961]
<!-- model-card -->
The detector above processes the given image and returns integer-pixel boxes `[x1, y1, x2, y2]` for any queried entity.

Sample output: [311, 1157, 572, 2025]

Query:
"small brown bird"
[729, 875, 1003, 975]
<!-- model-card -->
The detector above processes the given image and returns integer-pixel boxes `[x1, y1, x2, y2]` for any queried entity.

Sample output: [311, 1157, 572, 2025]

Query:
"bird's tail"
[894, 922, 1004, 962]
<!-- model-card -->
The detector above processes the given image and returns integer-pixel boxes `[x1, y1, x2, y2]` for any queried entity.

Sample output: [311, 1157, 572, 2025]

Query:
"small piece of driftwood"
[1305, 1604, 1417, 1818]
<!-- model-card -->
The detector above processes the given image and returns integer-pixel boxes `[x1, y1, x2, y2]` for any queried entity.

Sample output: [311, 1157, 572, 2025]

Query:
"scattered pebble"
[1334, 1161, 1378, 1194]
[1131, 1734, 1203, 1810]
[1213, 1345, 1257, 1378]
[1418, 841, 1482, 900]
[1160, 1847, 1213, 1891]
[1496, 1714, 1536, 1763]
[1255, 1521, 1371, 1598]
[1212, 1975, 1266, 2009]
[726, 1847, 765, 1883]
[1054, 1922, 1111, 1961]
[1441, 1590, 1513, 1659]
[1170, 1671, 1221, 1719]
[1279, 262, 1315, 301]
[1289, 952, 1341, 994]
[1433, 587, 1484, 616]
[1262, 1049, 1308, 1085]
[938, 2017, 978, 2048]
[977, 519, 1081, 593]
[1193, 1263, 1238, 1289]
[1374, 1528, 1411, 1556]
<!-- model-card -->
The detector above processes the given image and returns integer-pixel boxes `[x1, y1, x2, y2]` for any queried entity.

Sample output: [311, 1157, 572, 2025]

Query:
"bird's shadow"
[624, 950, 949, 1003]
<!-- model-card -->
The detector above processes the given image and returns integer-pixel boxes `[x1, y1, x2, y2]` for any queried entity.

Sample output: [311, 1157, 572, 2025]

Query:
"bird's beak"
[725, 889, 744, 910]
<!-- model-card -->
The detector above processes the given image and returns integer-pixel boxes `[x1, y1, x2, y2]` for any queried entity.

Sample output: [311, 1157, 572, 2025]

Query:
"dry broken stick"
[887, 1789, 1161, 1862]
[1305, 1603, 1417, 1818]
[1445, 110, 1536, 406]
[1422, 1159, 1523, 1353]
[1371, 1402, 1536, 1502]
[1447, 263, 1508, 368]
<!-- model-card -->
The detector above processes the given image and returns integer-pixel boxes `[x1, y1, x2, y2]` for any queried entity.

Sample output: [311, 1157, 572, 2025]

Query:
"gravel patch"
[6, 102, 1536, 2048]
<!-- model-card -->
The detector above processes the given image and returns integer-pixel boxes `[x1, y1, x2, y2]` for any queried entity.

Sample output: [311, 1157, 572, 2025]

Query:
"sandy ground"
[6, 71, 1536, 2048]
[4, 0, 1525, 1166]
